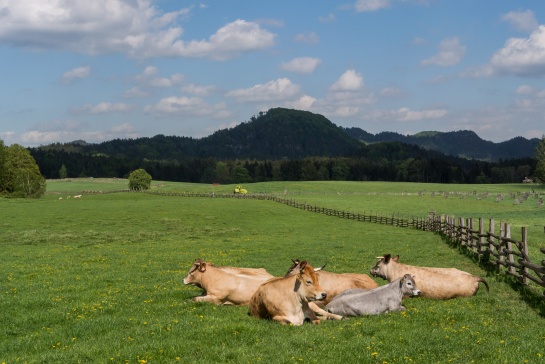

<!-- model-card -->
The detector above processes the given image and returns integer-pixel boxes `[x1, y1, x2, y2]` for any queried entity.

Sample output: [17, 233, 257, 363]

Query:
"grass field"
[2, 179, 545, 363]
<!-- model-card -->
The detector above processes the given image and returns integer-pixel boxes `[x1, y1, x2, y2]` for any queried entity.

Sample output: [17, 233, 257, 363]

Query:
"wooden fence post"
[506, 223, 516, 276]
[521, 227, 529, 285]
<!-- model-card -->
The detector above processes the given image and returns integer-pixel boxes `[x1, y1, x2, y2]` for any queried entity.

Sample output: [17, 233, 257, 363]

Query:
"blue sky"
[1, 0, 544, 147]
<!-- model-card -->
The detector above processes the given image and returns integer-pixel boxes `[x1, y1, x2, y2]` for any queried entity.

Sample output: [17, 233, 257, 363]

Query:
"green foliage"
[1, 143, 46, 198]
[58, 164, 67, 179]
[128, 168, 151, 191]
[0, 139, 6, 191]
[534, 136, 545, 184]
[1, 183, 544, 363]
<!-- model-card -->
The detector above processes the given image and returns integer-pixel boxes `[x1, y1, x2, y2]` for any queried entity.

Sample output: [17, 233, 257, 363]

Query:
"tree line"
[29, 141, 538, 185]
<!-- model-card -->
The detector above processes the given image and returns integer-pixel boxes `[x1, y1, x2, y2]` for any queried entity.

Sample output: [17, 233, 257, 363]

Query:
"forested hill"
[36, 108, 362, 160]
[342, 128, 539, 161]
[34, 107, 538, 161]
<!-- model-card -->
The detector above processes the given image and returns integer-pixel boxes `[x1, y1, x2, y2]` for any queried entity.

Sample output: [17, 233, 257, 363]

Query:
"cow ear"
[384, 254, 391, 263]
[199, 262, 207, 272]
[393, 255, 399, 262]
[299, 260, 308, 271]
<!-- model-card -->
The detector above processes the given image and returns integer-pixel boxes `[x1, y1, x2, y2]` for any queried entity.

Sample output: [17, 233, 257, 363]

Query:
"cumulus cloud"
[330, 69, 364, 91]
[393, 107, 448, 121]
[489, 25, 545, 77]
[354, 0, 390, 12]
[133, 66, 184, 88]
[501, 10, 538, 32]
[0, 1, 275, 59]
[181, 84, 217, 97]
[61, 66, 90, 84]
[226, 78, 301, 102]
[81, 102, 134, 114]
[421, 37, 466, 67]
[18, 120, 139, 146]
[280, 57, 321, 74]
[144, 96, 230, 118]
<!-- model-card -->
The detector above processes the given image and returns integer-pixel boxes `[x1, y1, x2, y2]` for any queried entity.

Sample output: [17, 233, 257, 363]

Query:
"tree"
[2, 143, 46, 198]
[59, 164, 67, 179]
[534, 136, 545, 184]
[0, 139, 6, 192]
[128, 168, 152, 191]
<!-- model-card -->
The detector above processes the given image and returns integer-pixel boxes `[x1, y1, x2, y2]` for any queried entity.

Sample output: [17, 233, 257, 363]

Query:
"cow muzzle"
[316, 292, 327, 301]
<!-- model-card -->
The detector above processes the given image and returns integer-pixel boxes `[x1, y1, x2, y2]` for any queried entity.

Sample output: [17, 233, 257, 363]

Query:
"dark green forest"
[28, 108, 538, 184]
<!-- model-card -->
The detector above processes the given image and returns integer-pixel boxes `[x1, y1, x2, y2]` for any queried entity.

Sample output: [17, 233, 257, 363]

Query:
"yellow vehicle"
[234, 185, 248, 194]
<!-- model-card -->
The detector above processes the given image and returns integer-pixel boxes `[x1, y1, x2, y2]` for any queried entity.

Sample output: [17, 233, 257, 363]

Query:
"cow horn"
[314, 263, 326, 272]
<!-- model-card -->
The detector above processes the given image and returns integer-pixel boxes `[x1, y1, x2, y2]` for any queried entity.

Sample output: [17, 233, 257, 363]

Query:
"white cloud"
[226, 78, 300, 102]
[285, 95, 317, 110]
[293, 32, 320, 44]
[421, 37, 466, 67]
[501, 10, 538, 32]
[354, 0, 390, 12]
[330, 69, 364, 91]
[181, 84, 217, 97]
[394, 107, 448, 121]
[18, 121, 139, 146]
[177, 19, 276, 60]
[82, 102, 134, 114]
[489, 26, 545, 77]
[61, 66, 90, 84]
[144, 96, 230, 118]
[280, 57, 321, 74]
[134, 66, 184, 88]
[0, 2, 275, 59]
[123, 87, 149, 99]
[516, 85, 535, 95]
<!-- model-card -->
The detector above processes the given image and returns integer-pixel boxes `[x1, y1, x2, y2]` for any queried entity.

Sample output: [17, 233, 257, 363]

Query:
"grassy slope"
[1, 180, 543, 363]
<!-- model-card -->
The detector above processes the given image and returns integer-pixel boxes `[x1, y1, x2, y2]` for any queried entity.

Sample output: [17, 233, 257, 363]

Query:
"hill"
[342, 127, 539, 161]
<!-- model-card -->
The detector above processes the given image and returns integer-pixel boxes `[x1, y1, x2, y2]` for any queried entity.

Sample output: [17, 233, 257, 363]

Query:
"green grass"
[2, 180, 545, 363]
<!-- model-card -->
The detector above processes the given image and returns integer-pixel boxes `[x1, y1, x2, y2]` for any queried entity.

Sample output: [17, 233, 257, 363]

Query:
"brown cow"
[370, 254, 489, 299]
[249, 260, 328, 325]
[285, 259, 378, 305]
[183, 259, 274, 305]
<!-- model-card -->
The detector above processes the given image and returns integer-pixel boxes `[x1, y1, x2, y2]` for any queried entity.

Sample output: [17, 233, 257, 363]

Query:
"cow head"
[400, 274, 421, 297]
[294, 260, 327, 302]
[370, 254, 399, 280]
[183, 259, 207, 286]
[285, 258, 326, 277]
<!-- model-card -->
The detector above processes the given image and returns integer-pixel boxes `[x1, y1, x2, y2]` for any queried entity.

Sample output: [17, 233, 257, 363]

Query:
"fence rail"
[91, 190, 545, 299]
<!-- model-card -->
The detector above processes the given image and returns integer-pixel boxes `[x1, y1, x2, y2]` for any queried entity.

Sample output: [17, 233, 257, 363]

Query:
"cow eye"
[306, 280, 312, 285]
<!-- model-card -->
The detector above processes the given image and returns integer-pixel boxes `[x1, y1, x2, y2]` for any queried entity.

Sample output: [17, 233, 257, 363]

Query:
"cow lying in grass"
[249, 260, 327, 325]
[183, 259, 274, 305]
[325, 274, 420, 316]
[370, 254, 489, 299]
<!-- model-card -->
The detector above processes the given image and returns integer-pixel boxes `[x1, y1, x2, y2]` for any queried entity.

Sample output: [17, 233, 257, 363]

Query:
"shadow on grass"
[440, 233, 545, 317]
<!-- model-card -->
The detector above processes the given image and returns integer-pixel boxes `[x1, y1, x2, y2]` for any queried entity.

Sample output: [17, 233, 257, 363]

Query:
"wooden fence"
[92, 190, 545, 299]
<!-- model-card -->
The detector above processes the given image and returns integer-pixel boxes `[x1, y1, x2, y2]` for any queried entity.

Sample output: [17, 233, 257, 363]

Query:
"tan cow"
[183, 259, 274, 305]
[285, 259, 378, 305]
[370, 254, 489, 299]
[249, 260, 328, 325]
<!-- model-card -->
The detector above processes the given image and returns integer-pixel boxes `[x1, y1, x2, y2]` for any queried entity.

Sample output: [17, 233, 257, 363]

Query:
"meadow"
[1, 179, 545, 363]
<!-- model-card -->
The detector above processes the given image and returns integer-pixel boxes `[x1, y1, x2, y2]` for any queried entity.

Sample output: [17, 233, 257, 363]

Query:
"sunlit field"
[2, 179, 544, 363]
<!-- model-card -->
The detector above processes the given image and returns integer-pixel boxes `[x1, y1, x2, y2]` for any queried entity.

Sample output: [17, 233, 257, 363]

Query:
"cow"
[249, 260, 328, 325]
[284, 259, 378, 305]
[183, 259, 274, 305]
[325, 274, 420, 316]
[370, 254, 489, 299]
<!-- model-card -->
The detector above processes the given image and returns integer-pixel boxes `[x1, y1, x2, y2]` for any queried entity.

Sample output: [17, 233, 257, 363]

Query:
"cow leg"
[271, 316, 293, 325]
[192, 295, 223, 305]
[309, 302, 343, 321]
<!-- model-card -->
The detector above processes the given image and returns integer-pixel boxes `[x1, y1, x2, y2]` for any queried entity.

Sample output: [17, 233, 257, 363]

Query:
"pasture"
[1, 179, 545, 363]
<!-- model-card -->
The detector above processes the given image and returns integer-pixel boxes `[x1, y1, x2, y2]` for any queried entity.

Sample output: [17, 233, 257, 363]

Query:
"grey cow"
[325, 274, 420, 317]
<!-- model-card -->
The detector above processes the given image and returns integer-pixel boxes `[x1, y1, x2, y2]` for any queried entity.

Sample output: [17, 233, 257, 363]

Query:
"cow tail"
[479, 277, 490, 293]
